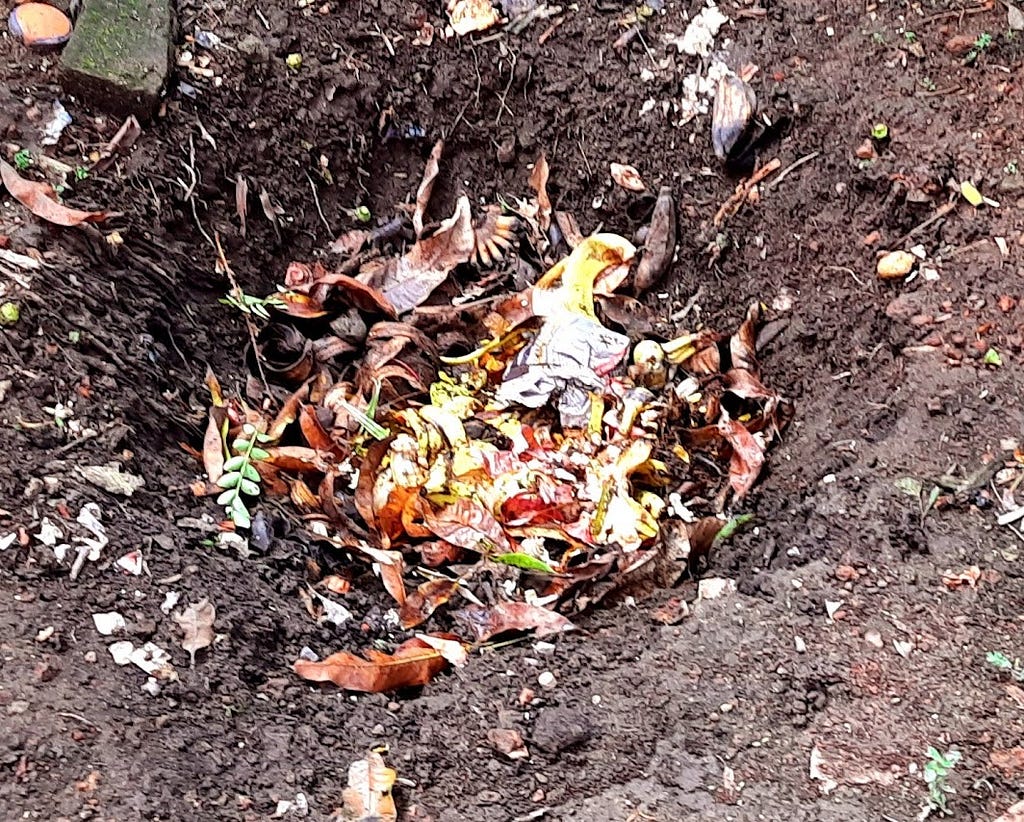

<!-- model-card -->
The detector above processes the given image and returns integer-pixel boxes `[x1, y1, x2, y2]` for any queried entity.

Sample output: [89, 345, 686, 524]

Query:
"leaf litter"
[199, 151, 791, 693]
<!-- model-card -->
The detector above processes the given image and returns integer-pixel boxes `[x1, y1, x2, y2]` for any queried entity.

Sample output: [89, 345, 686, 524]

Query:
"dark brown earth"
[3, 0, 1024, 820]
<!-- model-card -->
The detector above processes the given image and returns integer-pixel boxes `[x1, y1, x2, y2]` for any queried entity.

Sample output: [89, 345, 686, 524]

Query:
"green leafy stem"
[216, 423, 271, 529]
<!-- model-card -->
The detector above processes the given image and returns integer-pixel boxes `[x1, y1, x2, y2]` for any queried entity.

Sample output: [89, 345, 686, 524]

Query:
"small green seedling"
[919, 77, 937, 92]
[13, 149, 32, 171]
[983, 347, 1003, 367]
[965, 32, 993, 64]
[74, 166, 89, 181]
[216, 423, 272, 530]
[353, 205, 372, 223]
[986, 650, 1024, 681]
[871, 123, 889, 140]
[921, 746, 960, 818]
[904, 31, 918, 43]
[220, 289, 284, 321]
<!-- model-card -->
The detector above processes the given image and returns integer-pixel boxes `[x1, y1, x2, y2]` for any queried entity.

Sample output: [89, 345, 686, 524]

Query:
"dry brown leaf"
[634, 186, 676, 293]
[173, 599, 215, 667]
[376, 196, 475, 314]
[1, 160, 114, 226]
[453, 601, 575, 643]
[399, 578, 461, 628]
[414, 139, 444, 237]
[610, 162, 646, 192]
[330, 228, 370, 257]
[341, 751, 397, 822]
[446, 0, 500, 36]
[202, 408, 226, 485]
[529, 152, 552, 233]
[718, 417, 765, 500]
[293, 636, 448, 692]
[420, 497, 512, 553]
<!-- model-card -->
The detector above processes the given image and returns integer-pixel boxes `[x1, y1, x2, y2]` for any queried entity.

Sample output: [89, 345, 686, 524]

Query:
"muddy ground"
[3, 0, 1024, 819]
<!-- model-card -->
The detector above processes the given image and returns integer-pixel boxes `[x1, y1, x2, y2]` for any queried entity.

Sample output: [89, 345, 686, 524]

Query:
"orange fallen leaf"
[718, 417, 765, 500]
[529, 152, 552, 233]
[399, 578, 461, 628]
[1, 160, 113, 226]
[293, 636, 449, 692]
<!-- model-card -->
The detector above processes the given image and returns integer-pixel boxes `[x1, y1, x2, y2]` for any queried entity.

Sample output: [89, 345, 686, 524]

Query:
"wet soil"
[3, 0, 1024, 819]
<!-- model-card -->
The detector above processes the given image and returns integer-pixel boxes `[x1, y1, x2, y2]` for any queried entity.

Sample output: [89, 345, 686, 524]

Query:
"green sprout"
[219, 289, 285, 321]
[353, 205, 372, 223]
[965, 32, 993, 64]
[904, 31, 918, 43]
[0, 302, 20, 326]
[216, 423, 271, 529]
[74, 166, 89, 181]
[871, 123, 889, 140]
[13, 149, 32, 171]
[919, 77, 937, 92]
[983, 347, 1003, 367]
[922, 747, 960, 817]
[987, 650, 1024, 681]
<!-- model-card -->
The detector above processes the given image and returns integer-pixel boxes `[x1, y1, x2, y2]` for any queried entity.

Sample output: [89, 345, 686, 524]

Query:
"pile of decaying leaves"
[196, 143, 790, 693]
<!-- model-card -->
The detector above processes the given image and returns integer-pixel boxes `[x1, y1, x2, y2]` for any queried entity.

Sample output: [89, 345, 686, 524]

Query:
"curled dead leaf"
[374, 196, 476, 314]
[610, 162, 646, 192]
[453, 601, 575, 643]
[414, 139, 444, 237]
[1, 159, 115, 226]
[293, 636, 449, 692]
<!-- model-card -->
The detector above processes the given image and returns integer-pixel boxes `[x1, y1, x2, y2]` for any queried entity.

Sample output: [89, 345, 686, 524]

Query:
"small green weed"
[216, 423, 271, 529]
[965, 32, 993, 64]
[986, 650, 1024, 681]
[904, 31, 918, 43]
[13, 149, 32, 171]
[219, 289, 284, 321]
[921, 746, 960, 818]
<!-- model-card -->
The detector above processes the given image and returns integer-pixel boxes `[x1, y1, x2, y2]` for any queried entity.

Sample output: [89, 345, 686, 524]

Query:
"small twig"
[538, 17, 564, 44]
[766, 150, 820, 191]
[713, 158, 782, 226]
[304, 172, 332, 236]
[215, 234, 270, 394]
[894, 201, 956, 248]
[56, 711, 101, 729]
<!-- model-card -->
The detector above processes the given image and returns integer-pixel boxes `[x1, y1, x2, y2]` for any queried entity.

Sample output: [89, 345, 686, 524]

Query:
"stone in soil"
[59, 0, 174, 121]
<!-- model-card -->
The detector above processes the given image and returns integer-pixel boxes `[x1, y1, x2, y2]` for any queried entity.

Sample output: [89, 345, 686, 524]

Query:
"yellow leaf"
[960, 180, 984, 207]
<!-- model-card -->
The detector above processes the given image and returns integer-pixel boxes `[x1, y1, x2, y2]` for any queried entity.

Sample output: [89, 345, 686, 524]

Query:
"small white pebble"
[538, 671, 556, 689]
[794, 636, 807, 653]
[142, 677, 161, 697]
[591, 695, 601, 705]
[83, 650, 97, 663]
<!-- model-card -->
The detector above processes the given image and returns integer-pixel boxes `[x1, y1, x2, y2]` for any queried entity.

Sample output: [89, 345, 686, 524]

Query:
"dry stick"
[766, 150, 821, 191]
[713, 158, 782, 226]
[215, 233, 270, 394]
[893, 201, 956, 248]
[304, 171, 332, 236]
